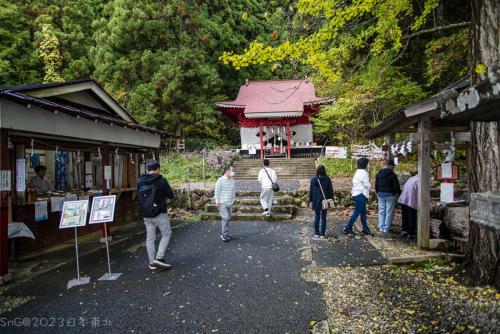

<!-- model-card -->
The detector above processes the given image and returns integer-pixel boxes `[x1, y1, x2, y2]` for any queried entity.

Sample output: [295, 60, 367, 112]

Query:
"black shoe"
[361, 230, 373, 236]
[153, 259, 172, 269]
[149, 263, 158, 270]
[343, 228, 355, 237]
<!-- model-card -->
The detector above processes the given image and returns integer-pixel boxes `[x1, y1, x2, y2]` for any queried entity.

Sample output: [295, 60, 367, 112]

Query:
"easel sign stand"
[67, 227, 91, 289]
[59, 200, 91, 289]
[89, 195, 122, 281]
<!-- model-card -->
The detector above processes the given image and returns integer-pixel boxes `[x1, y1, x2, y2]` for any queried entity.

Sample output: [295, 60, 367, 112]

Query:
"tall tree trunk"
[464, 0, 500, 288]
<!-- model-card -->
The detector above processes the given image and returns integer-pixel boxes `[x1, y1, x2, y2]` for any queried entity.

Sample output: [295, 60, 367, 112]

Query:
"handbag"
[263, 168, 280, 192]
[317, 177, 335, 210]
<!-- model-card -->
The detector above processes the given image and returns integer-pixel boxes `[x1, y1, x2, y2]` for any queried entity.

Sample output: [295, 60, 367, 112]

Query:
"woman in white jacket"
[343, 158, 373, 237]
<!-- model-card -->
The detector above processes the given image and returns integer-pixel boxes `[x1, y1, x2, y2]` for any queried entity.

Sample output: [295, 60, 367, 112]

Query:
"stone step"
[201, 212, 293, 221]
[235, 196, 296, 206]
[205, 204, 296, 214]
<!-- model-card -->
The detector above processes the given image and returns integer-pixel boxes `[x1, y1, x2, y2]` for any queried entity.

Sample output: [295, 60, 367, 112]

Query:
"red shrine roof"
[216, 79, 333, 120]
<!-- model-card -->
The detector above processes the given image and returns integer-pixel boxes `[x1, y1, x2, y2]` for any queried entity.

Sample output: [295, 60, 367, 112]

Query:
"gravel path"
[1, 220, 325, 333]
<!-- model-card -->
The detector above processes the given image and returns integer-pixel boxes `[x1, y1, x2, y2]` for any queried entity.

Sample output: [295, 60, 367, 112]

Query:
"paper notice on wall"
[85, 161, 93, 174]
[440, 183, 454, 203]
[441, 162, 453, 179]
[139, 164, 146, 175]
[50, 196, 65, 212]
[0, 170, 11, 191]
[16, 159, 26, 192]
[249, 146, 257, 155]
[325, 146, 348, 159]
[104, 166, 112, 180]
[85, 174, 93, 188]
[35, 200, 48, 222]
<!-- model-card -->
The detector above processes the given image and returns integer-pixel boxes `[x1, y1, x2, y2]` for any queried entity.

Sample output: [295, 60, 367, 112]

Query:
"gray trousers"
[218, 203, 232, 237]
[144, 213, 171, 264]
[260, 188, 274, 212]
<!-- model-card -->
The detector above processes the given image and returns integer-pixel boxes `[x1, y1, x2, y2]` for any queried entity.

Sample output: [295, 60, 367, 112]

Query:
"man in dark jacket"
[137, 160, 175, 270]
[375, 159, 401, 233]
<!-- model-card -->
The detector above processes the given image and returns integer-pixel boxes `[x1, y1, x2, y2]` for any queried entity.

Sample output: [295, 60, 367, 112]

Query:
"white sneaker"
[262, 209, 269, 216]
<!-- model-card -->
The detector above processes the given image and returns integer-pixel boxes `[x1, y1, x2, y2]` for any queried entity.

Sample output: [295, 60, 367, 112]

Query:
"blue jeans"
[377, 195, 397, 232]
[314, 208, 327, 236]
[345, 194, 369, 232]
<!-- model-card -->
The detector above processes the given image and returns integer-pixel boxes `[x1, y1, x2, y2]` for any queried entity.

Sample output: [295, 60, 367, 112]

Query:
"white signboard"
[89, 195, 116, 224]
[325, 146, 348, 159]
[441, 162, 453, 179]
[104, 166, 112, 180]
[440, 183, 454, 203]
[35, 200, 48, 222]
[16, 159, 26, 192]
[59, 200, 89, 229]
[0, 170, 11, 191]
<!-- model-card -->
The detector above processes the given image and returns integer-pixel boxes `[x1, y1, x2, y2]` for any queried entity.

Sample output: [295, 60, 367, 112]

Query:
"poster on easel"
[59, 200, 89, 229]
[89, 195, 122, 281]
[59, 200, 90, 289]
[89, 195, 116, 224]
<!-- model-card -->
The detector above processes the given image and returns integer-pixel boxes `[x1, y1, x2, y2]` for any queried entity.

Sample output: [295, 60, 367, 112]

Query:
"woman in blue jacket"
[309, 165, 334, 239]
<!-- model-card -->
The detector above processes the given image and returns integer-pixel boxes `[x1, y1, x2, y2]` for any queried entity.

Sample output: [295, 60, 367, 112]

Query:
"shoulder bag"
[317, 177, 334, 210]
[264, 168, 280, 192]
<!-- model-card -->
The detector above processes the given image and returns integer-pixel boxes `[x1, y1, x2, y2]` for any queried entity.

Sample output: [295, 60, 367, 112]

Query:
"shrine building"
[216, 79, 333, 158]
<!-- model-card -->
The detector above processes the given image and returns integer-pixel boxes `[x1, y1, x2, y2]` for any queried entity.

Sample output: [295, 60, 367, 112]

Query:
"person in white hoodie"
[257, 159, 277, 216]
[343, 157, 373, 237]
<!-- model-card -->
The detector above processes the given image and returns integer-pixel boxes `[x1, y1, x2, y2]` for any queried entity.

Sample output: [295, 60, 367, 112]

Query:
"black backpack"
[138, 182, 162, 218]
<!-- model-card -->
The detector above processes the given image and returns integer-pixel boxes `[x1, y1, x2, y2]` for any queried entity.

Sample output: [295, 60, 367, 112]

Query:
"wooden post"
[287, 122, 291, 159]
[259, 124, 264, 159]
[0, 129, 10, 280]
[417, 117, 431, 249]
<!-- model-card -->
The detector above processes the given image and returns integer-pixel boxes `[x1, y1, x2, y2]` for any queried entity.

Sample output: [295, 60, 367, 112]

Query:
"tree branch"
[402, 21, 470, 39]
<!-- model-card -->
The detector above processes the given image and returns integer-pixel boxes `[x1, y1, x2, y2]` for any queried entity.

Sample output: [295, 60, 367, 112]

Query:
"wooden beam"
[417, 117, 431, 249]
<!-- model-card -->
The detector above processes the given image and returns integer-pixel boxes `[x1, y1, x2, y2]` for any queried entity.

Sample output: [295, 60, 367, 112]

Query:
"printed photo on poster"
[89, 195, 116, 224]
[35, 200, 48, 222]
[59, 200, 89, 229]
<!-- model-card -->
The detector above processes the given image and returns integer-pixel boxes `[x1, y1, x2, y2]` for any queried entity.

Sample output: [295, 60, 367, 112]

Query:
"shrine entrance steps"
[201, 191, 298, 222]
[232, 158, 316, 180]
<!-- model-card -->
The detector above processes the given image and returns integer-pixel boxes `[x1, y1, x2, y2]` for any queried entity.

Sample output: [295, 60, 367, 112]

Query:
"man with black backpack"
[137, 160, 175, 270]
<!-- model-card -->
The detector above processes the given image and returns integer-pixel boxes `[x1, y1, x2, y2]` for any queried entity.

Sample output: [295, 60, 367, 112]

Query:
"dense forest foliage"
[0, 0, 469, 146]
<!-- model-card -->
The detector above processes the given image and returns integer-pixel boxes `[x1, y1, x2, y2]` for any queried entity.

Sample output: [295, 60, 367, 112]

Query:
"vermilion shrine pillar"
[259, 123, 264, 159]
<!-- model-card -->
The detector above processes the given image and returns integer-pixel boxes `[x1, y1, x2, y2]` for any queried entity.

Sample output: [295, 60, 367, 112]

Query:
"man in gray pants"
[137, 160, 175, 270]
[214, 165, 236, 242]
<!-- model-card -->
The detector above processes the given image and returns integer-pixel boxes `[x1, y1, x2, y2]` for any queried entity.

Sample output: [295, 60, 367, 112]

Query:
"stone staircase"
[232, 158, 316, 180]
[201, 190, 298, 221]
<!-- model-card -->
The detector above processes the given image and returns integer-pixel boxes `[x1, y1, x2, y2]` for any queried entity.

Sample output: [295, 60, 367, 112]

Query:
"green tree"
[0, 1, 40, 85]
[91, 0, 283, 143]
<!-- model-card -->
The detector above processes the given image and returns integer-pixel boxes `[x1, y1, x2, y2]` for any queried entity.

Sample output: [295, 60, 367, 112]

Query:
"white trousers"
[260, 188, 274, 212]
